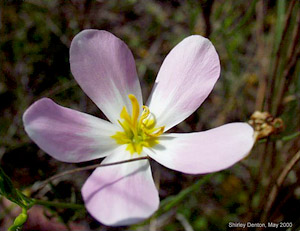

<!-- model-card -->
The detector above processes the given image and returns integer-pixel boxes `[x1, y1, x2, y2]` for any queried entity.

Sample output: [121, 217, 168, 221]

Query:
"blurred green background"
[1, 0, 299, 230]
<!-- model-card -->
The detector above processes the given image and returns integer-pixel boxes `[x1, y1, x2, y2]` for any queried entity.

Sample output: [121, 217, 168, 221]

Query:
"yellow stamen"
[111, 94, 165, 155]
[128, 94, 139, 130]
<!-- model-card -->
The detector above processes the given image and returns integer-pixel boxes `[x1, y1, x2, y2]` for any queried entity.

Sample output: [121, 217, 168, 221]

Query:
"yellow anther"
[111, 94, 165, 155]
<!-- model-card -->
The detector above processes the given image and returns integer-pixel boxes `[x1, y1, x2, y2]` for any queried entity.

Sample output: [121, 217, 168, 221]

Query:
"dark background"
[1, 0, 299, 230]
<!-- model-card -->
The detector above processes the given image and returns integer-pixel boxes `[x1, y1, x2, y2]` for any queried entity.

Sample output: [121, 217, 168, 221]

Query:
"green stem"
[34, 199, 84, 210]
[157, 174, 213, 216]
[282, 131, 300, 142]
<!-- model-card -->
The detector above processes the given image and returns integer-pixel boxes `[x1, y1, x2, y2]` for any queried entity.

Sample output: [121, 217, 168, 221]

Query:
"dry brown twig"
[31, 156, 149, 195]
[262, 149, 300, 222]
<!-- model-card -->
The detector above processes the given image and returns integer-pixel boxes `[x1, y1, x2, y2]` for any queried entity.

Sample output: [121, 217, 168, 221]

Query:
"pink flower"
[23, 30, 254, 226]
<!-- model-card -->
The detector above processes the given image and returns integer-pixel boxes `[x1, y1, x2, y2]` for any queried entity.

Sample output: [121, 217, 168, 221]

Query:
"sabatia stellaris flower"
[23, 30, 255, 226]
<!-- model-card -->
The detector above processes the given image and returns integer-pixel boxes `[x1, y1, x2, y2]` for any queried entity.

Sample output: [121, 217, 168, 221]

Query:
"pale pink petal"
[23, 98, 119, 163]
[147, 35, 220, 131]
[145, 123, 254, 174]
[82, 147, 159, 226]
[70, 29, 142, 125]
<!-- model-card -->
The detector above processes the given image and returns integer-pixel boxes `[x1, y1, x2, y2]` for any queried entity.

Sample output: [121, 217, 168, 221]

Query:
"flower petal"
[70, 29, 142, 125]
[147, 35, 220, 131]
[82, 147, 159, 226]
[23, 98, 119, 163]
[145, 123, 254, 174]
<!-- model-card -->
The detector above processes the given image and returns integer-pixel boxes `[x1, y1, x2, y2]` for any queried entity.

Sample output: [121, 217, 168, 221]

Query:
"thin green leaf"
[0, 167, 34, 209]
[274, 0, 286, 54]
[156, 174, 213, 216]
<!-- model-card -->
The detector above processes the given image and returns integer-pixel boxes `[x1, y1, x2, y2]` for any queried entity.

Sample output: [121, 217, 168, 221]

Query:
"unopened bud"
[8, 211, 28, 231]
